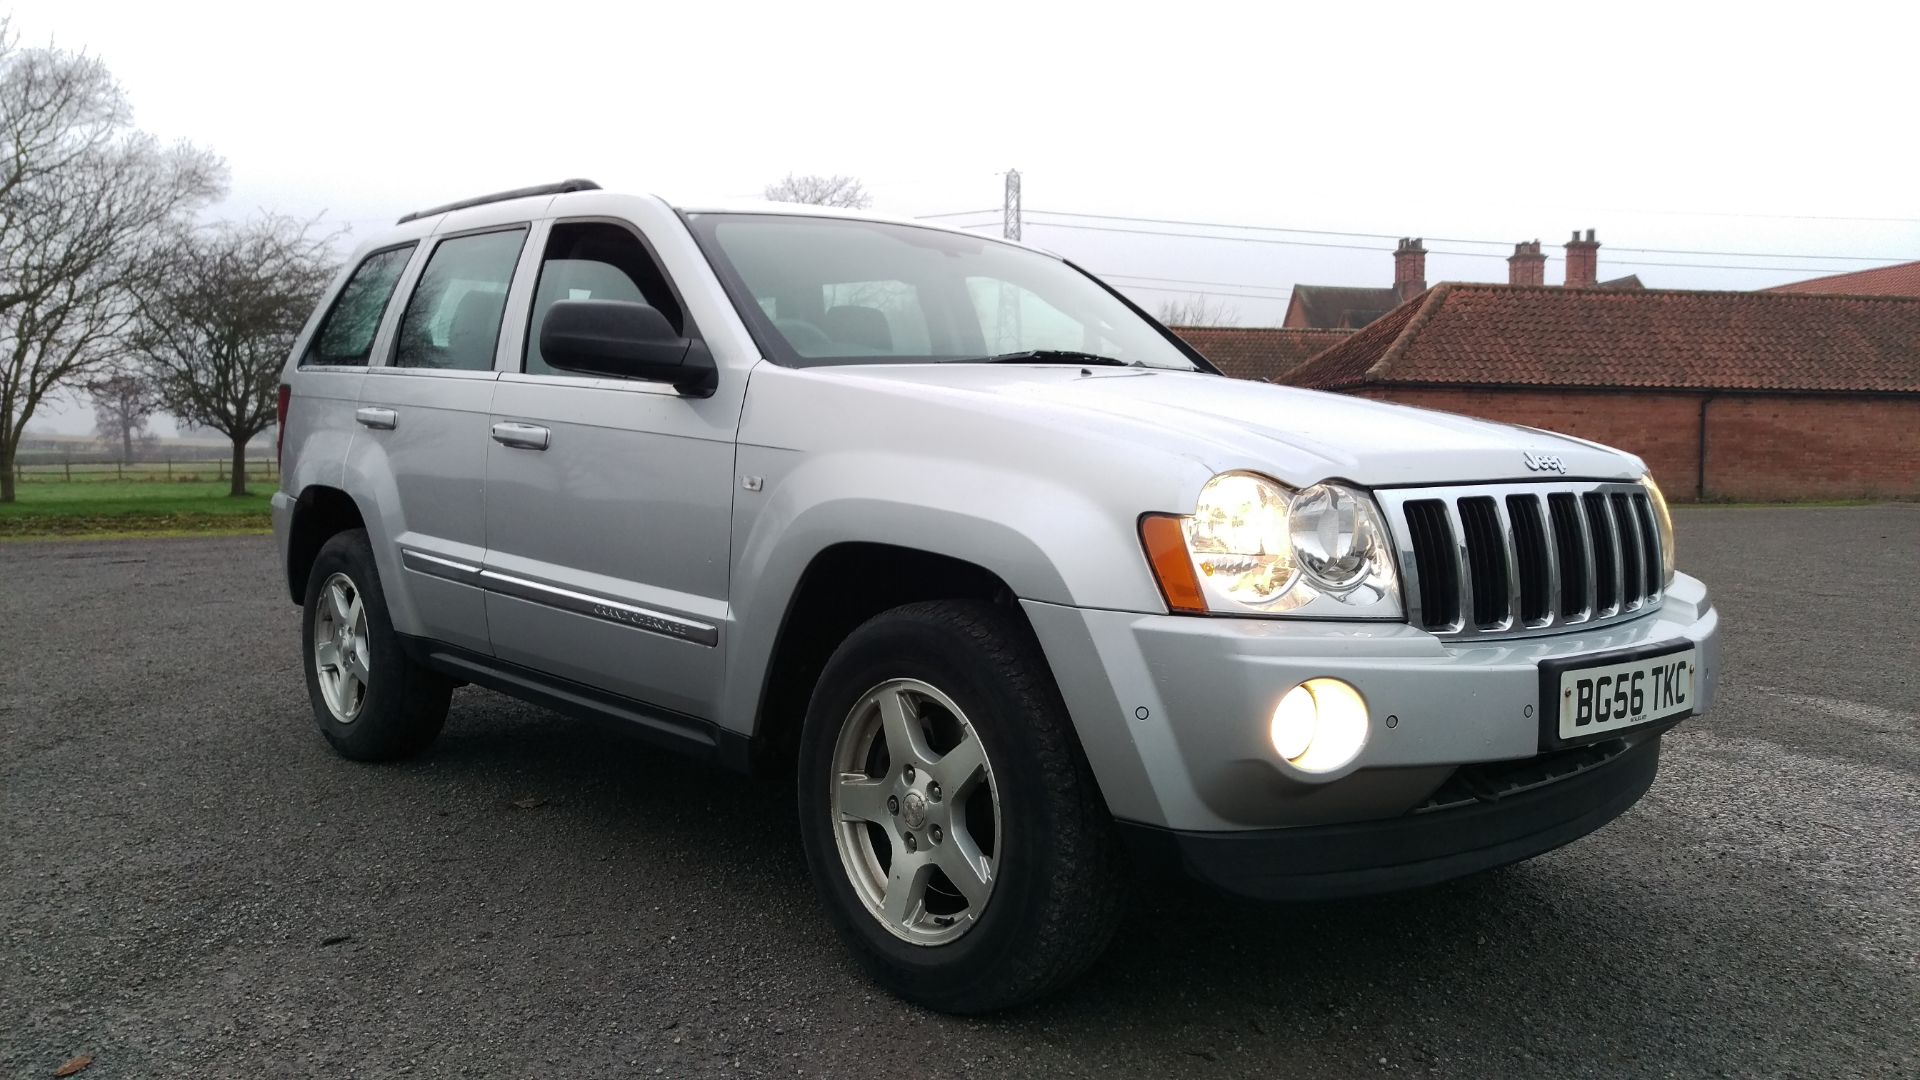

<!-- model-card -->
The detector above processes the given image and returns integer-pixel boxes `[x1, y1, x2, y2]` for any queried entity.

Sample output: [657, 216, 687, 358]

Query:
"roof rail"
[396, 179, 601, 225]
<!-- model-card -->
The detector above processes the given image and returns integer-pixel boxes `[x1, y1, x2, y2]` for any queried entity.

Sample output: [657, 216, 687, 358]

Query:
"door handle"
[490, 421, 551, 451]
[355, 407, 398, 430]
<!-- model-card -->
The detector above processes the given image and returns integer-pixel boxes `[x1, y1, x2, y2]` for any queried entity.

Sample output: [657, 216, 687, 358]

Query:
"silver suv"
[273, 180, 1721, 1012]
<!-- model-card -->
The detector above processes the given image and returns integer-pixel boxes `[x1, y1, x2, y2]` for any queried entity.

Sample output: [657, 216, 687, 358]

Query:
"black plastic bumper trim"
[1118, 735, 1662, 902]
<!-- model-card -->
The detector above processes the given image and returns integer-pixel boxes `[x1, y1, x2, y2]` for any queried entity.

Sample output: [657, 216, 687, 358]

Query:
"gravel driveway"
[3, 505, 1915, 1078]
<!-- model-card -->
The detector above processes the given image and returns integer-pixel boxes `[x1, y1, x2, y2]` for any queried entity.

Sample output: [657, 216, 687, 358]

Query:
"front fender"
[715, 447, 1180, 734]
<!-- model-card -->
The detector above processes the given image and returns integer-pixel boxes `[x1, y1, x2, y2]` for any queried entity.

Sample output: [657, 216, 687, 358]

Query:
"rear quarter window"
[302, 244, 416, 367]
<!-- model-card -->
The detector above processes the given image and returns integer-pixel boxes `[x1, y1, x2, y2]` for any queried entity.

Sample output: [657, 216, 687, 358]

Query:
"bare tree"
[136, 215, 336, 497]
[85, 368, 158, 460]
[762, 173, 873, 209]
[0, 30, 225, 500]
[1156, 294, 1239, 327]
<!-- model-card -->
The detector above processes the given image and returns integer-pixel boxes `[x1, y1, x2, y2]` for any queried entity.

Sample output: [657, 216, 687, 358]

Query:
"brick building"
[1170, 326, 1353, 381]
[1281, 284, 1920, 501]
[1281, 231, 1641, 329]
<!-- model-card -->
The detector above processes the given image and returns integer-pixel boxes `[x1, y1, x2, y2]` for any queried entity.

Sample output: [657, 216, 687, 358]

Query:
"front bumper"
[1119, 733, 1663, 900]
[1021, 572, 1718, 834]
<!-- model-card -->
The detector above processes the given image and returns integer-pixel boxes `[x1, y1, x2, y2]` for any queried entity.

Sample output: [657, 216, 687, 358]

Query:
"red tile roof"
[1172, 326, 1354, 381]
[1766, 259, 1920, 297]
[1282, 283, 1920, 394]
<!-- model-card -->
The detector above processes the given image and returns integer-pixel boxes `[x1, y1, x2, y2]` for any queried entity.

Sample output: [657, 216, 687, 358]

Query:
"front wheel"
[797, 600, 1125, 1012]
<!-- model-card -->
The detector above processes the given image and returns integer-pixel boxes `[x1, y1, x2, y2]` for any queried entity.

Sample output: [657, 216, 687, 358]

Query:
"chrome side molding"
[399, 548, 718, 647]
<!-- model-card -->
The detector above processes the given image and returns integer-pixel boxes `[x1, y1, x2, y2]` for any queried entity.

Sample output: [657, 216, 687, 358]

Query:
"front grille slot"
[1582, 492, 1619, 614]
[1402, 499, 1458, 631]
[1389, 480, 1665, 641]
[1506, 494, 1551, 624]
[1458, 497, 1509, 628]
[1632, 494, 1661, 596]
[1611, 492, 1643, 606]
[1547, 493, 1588, 618]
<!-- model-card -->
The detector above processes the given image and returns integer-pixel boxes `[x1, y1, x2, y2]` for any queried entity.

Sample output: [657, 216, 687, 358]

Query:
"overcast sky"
[17, 0, 1919, 435]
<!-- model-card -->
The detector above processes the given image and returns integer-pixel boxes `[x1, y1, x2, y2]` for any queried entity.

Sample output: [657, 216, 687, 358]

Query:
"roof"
[1171, 326, 1354, 381]
[1765, 259, 1920, 297]
[1282, 283, 1920, 394]
[1597, 274, 1645, 290]
[1285, 285, 1406, 329]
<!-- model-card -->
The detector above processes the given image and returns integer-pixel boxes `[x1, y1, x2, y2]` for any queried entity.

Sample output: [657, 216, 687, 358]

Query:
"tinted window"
[302, 244, 414, 366]
[392, 228, 527, 371]
[688, 214, 1199, 370]
[524, 222, 684, 376]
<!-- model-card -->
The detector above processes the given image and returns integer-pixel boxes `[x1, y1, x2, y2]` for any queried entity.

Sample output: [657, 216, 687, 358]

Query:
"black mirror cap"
[539, 299, 717, 396]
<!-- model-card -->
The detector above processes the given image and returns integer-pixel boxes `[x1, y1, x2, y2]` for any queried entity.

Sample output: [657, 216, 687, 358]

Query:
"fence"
[11, 454, 278, 484]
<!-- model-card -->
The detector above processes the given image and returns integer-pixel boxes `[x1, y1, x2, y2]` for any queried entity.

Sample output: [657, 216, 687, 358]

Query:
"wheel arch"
[284, 485, 368, 604]
[747, 541, 1035, 770]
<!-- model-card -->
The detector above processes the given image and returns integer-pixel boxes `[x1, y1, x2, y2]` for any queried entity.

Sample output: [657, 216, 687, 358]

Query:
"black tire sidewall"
[797, 602, 1089, 1007]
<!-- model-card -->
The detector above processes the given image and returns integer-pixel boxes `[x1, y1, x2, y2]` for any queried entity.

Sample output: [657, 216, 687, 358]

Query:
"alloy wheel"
[312, 572, 371, 722]
[830, 678, 1000, 945]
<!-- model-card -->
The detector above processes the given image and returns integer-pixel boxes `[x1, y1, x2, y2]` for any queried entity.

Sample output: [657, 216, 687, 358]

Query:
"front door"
[481, 216, 741, 720]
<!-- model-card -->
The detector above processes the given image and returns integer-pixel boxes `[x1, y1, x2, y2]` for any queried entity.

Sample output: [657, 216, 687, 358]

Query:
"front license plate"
[1542, 645, 1697, 748]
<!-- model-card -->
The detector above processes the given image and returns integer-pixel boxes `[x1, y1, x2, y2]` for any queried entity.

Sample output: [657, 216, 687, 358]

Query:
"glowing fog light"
[1269, 678, 1370, 774]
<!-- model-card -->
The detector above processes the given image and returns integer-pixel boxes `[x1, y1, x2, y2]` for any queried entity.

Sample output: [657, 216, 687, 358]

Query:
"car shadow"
[389, 693, 1885, 1075]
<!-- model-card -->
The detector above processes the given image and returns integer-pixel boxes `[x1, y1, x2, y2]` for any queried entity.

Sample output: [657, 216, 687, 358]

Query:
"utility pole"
[1002, 168, 1022, 241]
[998, 168, 1023, 349]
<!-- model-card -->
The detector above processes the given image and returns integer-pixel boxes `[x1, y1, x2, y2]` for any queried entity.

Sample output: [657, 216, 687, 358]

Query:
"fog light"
[1270, 678, 1369, 773]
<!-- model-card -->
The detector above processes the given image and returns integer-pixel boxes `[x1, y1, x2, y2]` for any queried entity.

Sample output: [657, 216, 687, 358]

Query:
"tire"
[300, 528, 451, 761]
[797, 599, 1125, 1013]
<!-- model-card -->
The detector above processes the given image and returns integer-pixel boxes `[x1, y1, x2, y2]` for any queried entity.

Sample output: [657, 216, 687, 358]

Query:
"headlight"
[1640, 473, 1676, 586]
[1144, 472, 1402, 617]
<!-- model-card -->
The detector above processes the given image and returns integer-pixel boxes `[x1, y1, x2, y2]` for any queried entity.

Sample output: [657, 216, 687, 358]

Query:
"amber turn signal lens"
[1140, 514, 1206, 614]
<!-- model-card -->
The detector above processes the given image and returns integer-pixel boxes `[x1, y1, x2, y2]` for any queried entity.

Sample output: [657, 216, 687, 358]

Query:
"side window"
[524, 222, 684, 377]
[392, 228, 528, 371]
[302, 244, 415, 366]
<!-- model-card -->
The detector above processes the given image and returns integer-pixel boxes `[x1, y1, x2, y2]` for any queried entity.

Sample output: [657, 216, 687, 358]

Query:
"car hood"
[829, 364, 1642, 487]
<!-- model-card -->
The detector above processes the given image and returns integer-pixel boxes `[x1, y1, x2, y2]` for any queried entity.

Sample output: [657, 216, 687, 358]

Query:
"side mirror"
[539, 299, 716, 395]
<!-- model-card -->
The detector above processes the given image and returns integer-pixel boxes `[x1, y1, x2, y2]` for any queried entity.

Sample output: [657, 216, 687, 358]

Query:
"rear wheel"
[797, 600, 1125, 1012]
[301, 529, 450, 761]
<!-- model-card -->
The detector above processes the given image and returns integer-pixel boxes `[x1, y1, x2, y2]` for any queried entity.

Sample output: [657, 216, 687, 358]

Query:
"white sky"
[17, 0, 1919, 435]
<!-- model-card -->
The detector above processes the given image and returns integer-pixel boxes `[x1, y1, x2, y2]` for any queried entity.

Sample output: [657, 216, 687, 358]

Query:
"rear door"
[480, 206, 743, 720]
[356, 222, 532, 654]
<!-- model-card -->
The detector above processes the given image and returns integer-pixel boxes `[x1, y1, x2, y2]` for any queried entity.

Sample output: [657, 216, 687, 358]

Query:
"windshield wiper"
[960, 350, 1137, 367]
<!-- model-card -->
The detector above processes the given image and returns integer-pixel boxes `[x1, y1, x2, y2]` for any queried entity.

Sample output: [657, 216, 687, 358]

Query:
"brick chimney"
[1507, 240, 1546, 286]
[1564, 229, 1600, 288]
[1393, 237, 1427, 301]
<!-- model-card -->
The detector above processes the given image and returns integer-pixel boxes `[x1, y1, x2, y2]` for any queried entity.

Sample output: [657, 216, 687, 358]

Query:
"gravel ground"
[2, 506, 1916, 1079]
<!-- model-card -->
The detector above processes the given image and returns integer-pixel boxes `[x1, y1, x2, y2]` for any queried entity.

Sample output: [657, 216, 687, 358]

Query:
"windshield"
[686, 213, 1205, 371]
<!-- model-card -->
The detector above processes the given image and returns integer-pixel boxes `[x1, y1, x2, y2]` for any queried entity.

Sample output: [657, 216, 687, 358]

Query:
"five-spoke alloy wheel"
[312, 572, 372, 722]
[798, 599, 1126, 1013]
[832, 678, 1000, 945]
[300, 528, 451, 761]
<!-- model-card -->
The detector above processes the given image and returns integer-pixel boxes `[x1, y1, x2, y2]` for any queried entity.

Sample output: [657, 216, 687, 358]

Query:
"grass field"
[0, 479, 274, 539]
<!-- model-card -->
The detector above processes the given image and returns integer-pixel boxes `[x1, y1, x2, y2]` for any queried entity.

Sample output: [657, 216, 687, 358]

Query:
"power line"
[926, 205, 1911, 264]
[1098, 271, 1291, 293]
[1020, 208, 1905, 263]
[1002, 220, 1879, 275]
[1596, 205, 1920, 225]
[1107, 281, 1300, 303]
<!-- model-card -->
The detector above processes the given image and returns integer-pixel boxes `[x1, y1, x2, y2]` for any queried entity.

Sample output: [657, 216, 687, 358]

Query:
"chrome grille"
[1378, 481, 1665, 639]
